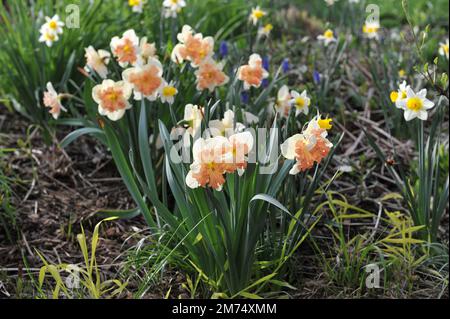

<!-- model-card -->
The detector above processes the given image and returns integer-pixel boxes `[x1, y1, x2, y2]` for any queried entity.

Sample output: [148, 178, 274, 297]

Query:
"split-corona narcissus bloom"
[122, 58, 164, 101]
[185, 132, 254, 191]
[362, 21, 380, 39]
[163, 0, 186, 18]
[249, 6, 267, 26]
[439, 39, 449, 59]
[290, 89, 311, 116]
[92, 80, 132, 121]
[39, 15, 64, 47]
[43, 82, 67, 119]
[110, 30, 140, 68]
[224, 132, 254, 175]
[171, 25, 214, 67]
[317, 29, 336, 46]
[395, 87, 435, 121]
[84, 46, 111, 79]
[281, 116, 333, 174]
[194, 58, 229, 92]
[237, 53, 269, 90]
[139, 37, 158, 63]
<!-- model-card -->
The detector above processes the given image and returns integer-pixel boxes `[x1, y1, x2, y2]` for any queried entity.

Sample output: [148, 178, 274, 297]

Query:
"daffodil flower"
[390, 80, 410, 108]
[185, 136, 231, 191]
[224, 131, 254, 176]
[92, 80, 133, 121]
[439, 39, 449, 59]
[43, 82, 67, 119]
[274, 85, 291, 118]
[110, 29, 141, 68]
[122, 58, 164, 101]
[258, 23, 273, 38]
[362, 21, 380, 39]
[185, 131, 254, 190]
[317, 29, 336, 46]
[290, 90, 311, 116]
[41, 15, 64, 35]
[194, 58, 229, 92]
[237, 53, 269, 90]
[163, 0, 186, 18]
[249, 6, 267, 26]
[159, 81, 178, 105]
[171, 25, 214, 67]
[139, 37, 157, 63]
[39, 30, 59, 47]
[84, 46, 111, 79]
[396, 87, 435, 121]
[281, 115, 333, 174]
[318, 116, 333, 130]
[129, 0, 145, 13]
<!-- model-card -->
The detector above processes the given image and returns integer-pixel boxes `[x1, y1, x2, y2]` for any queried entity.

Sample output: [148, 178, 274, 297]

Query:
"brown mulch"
[0, 107, 150, 297]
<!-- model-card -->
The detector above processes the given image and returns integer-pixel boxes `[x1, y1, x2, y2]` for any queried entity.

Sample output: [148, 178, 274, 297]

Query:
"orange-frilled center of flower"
[128, 65, 162, 96]
[98, 87, 127, 112]
[114, 38, 137, 64]
[294, 130, 331, 172]
[192, 148, 229, 189]
[240, 64, 264, 86]
[197, 63, 227, 89]
[180, 35, 211, 65]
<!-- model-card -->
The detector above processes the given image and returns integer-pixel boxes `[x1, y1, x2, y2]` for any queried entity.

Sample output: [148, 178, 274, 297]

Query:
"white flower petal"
[281, 134, 303, 160]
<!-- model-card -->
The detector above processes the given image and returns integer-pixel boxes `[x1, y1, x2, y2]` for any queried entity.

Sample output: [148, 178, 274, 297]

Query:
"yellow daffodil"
[317, 29, 336, 46]
[396, 87, 435, 121]
[363, 21, 380, 39]
[258, 23, 273, 37]
[250, 6, 267, 25]
[439, 39, 449, 59]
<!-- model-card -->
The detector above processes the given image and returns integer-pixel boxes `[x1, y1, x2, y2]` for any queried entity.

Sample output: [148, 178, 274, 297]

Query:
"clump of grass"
[35, 218, 127, 299]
